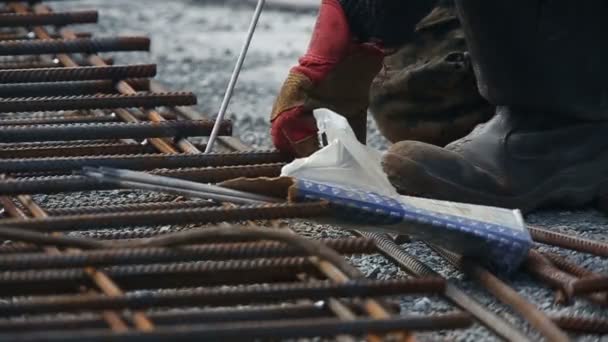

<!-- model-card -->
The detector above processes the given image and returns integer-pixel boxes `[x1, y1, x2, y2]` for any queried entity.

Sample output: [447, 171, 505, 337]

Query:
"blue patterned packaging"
[290, 178, 532, 274]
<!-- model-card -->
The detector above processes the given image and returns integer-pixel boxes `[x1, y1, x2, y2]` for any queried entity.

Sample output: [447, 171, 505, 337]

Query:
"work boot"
[381, 0, 608, 212]
[369, 2, 492, 147]
[382, 107, 608, 212]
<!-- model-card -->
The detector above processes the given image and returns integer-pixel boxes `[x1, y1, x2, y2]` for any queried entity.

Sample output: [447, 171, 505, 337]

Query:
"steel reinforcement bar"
[0, 10, 98, 26]
[0, 118, 231, 143]
[0, 202, 331, 232]
[0, 64, 156, 83]
[0, 37, 150, 55]
[0, 163, 284, 194]
[0, 150, 288, 173]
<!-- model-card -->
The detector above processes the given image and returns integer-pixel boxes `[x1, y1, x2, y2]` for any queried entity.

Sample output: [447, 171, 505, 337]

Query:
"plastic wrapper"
[279, 108, 532, 274]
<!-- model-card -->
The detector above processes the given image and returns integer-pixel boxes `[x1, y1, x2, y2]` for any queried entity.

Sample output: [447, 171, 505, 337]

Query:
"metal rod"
[0, 118, 227, 143]
[0, 92, 197, 114]
[0, 64, 156, 83]
[205, 0, 265, 153]
[84, 170, 269, 205]
[0, 314, 472, 342]
[0, 37, 150, 56]
[0, 150, 287, 173]
[0, 278, 445, 316]
[0, 11, 98, 27]
[90, 167, 282, 203]
[0, 164, 283, 194]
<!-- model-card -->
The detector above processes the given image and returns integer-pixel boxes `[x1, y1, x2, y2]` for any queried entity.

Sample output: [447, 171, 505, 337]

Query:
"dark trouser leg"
[455, 0, 608, 120]
[382, 1, 608, 212]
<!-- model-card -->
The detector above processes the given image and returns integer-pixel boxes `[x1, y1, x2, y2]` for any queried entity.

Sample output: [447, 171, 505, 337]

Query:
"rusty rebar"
[0, 202, 330, 232]
[0, 257, 317, 295]
[0, 60, 60, 69]
[0, 92, 198, 114]
[0, 150, 288, 173]
[0, 238, 375, 270]
[529, 225, 608, 257]
[0, 31, 92, 41]
[46, 200, 216, 215]
[0, 64, 156, 83]
[0, 142, 153, 159]
[0, 79, 149, 97]
[0, 242, 40, 254]
[0, 11, 98, 27]
[0, 313, 472, 341]
[358, 232, 530, 342]
[0, 115, 118, 126]
[0, 164, 283, 194]
[570, 276, 608, 296]
[0, 277, 445, 316]
[541, 251, 594, 278]
[551, 315, 608, 335]
[0, 118, 231, 143]
[524, 250, 576, 300]
[429, 245, 570, 342]
[0, 37, 149, 55]
[0, 303, 328, 332]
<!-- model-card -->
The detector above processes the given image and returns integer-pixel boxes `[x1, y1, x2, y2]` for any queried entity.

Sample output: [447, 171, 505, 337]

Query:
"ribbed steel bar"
[0, 114, 117, 126]
[0, 313, 472, 342]
[551, 315, 608, 334]
[0, 258, 317, 295]
[0, 303, 329, 332]
[46, 200, 216, 216]
[0, 150, 287, 173]
[541, 251, 595, 278]
[571, 276, 608, 296]
[429, 245, 570, 342]
[0, 11, 98, 27]
[0, 163, 283, 194]
[0, 238, 374, 270]
[0, 79, 149, 97]
[0, 278, 445, 316]
[0, 60, 59, 69]
[530, 225, 608, 257]
[0, 92, 197, 114]
[0, 64, 156, 83]
[0, 37, 149, 55]
[0, 202, 329, 232]
[0, 242, 40, 254]
[0, 118, 230, 143]
[0, 31, 92, 41]
[0, 142, 152, 159]
[524, 250, 577, 300]
[358, 232, 530, 342]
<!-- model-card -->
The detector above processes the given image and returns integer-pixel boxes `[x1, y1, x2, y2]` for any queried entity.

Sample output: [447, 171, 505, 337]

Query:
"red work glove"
[270, 0, 384, 158]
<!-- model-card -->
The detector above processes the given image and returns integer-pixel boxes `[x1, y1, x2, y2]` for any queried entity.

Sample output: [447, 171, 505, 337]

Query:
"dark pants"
[456, 0, 608, 120]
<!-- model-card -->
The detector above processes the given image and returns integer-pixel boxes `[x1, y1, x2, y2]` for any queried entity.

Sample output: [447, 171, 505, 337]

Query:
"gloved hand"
[270, 0, 382, 157]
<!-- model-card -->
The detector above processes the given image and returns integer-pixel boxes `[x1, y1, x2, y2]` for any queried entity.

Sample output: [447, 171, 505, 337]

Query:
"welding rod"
[205, 0, 266, 153]
[82, 168, 271, 205]
[88, 166, 282, 203]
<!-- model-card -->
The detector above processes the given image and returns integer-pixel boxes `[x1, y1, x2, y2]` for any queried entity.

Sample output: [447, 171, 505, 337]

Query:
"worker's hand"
[270, 0, 382, 157]
[270, 0, 436, 158]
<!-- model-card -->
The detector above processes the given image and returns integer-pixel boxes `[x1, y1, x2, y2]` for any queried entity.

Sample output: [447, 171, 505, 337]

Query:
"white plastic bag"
[281, 108, 398, 197]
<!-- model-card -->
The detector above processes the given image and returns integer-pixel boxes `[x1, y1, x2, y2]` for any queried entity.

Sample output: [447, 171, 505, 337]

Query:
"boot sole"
[383, 150, 608, 213]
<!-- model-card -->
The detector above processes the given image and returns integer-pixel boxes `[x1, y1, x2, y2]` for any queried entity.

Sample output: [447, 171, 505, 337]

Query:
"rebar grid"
[0, 1, 605, 341]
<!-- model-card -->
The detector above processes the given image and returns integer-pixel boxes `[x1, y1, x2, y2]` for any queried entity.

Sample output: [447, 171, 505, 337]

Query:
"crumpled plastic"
[281, 108, 397, 197]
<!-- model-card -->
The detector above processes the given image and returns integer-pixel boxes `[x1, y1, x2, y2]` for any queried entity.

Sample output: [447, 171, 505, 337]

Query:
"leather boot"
[382, 107, 608, 212]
